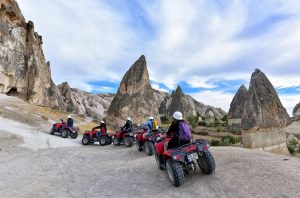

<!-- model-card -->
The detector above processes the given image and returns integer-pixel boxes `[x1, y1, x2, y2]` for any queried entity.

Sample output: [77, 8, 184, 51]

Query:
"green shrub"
[287, 145, 295, 155]
[289, 138, 299, 146]
[210, 140, 221, 146]
[161, 117, 171, 125]
[187, 115, 199, 128]
[222, 135, 238, 145]
[197, 131, 209, 136]
[221, 115, 228, 122]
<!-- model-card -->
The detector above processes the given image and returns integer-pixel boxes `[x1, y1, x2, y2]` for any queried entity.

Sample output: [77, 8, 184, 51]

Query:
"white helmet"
[127, 117, 131, 121]
[173, 111, 183, 120]
[100, 120, 104, 123]
[68, 115, 72, 118]
[148, 116, 154, 120]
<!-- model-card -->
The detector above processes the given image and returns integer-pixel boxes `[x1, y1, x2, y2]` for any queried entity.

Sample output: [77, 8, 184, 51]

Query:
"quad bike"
[50, 123, 79, 139]
[81, 130, 112, 146]
[154, 138, 215, 187]
[112, 128, 135, 147]
[135, 128, 163, 156]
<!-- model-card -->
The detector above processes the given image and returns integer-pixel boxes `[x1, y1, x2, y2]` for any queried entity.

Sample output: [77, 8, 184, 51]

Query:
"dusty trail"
[0, 136, 299, 198]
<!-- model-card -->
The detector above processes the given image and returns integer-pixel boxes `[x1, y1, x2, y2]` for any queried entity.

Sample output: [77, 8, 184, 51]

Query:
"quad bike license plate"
[187, 153, 198, 162]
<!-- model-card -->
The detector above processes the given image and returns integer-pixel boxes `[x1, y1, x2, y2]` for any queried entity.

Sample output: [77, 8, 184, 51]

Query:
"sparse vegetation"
[187, 115, 199, 128]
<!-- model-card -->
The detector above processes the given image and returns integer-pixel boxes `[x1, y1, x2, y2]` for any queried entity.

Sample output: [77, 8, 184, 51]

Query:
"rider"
[59, 117, 66, 132]
[92, 121, 107, 138]
[120, 117, 133, 140]
[163, 111, 192, 149]
[141, 116, 154, 138]
[67, 115, 74, 127]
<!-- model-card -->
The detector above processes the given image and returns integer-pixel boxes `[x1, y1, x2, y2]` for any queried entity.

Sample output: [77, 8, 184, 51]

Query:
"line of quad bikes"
[50, 122, 215, 187]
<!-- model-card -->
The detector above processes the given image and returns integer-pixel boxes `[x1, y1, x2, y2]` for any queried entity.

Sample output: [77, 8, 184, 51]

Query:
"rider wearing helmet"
[92, 121, 107, 138]
[59, 117, 66, 132]
[119, 117, 133, 141]
[67, 115, 74, 127]
[142, 116, 154, 138]
[164, 111, 191, 149]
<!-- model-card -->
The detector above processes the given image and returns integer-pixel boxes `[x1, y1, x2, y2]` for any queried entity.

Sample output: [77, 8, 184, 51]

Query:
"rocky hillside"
[0, 0, 65, 110]
[241, 69, 291, 149]
[154, 86, 226, 121]
[106, 55, 226, 127]
[58, 82, 114, 120]
[106, 55, 160, 127]
[293, 102, 300, 120]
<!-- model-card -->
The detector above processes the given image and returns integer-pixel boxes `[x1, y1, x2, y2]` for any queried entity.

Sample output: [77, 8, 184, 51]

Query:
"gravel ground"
[0, 134, 300, 198]
[1, 94, 300, 198]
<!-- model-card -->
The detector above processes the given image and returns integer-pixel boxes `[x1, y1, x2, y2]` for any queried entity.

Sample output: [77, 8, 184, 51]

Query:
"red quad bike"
[154, 138, 215, 187]
[135, 129, 162, 156]
[112, 129, 135, 147]
[81, 130, 112, 146]
[50, 123, 78, 139]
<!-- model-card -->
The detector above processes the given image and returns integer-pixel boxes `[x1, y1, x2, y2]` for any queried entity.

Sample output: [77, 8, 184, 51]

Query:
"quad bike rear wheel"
[124, 137, 133, 147]
[197, 150, 215, 174]
[70, 131, 78, 139]
[113, 138, 120, 146]
[144, 141, 154, 156]
[61, 130, 69, 138]
[99, 136, 108, 146]
[136, 140, 143, 151]
[50, 127, 55, 135]
[166, 160, 184, 187]
[82, 135, 90, 145]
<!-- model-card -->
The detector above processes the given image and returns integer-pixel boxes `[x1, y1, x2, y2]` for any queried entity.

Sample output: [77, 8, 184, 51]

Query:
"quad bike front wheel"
[136, 140, 143, 151]
[82, 135, 90, 145]
[113, 138, 120, 146]
[154, 150, 165, 170]
[124, 137, 133, 147]
[166, 160, 184, 187]
[144, 141, 154, 156]
[61, 130, 69, 138]
[70, 131, 78, 139]
[50, 127, 55, 135]
[99, 136, 108, 146]
[197, 150, 215, 174]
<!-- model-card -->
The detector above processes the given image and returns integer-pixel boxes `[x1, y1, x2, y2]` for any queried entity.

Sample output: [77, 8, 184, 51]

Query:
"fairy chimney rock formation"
[293, 102, 300, 120]
[106, 55, 159, 127]
[0, 0, 65, 110]
[241, 69, 291, 149]
[228, 85, 248, 132]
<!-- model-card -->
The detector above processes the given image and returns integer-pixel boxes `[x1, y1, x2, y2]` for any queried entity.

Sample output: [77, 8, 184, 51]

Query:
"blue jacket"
[141, 120, 153, 135]
[67, 118, 74, 127]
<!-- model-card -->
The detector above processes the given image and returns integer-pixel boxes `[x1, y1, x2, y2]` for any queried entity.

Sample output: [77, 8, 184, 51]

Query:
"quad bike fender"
[136, 133, 144, 142]
[154, 141, 164, 155]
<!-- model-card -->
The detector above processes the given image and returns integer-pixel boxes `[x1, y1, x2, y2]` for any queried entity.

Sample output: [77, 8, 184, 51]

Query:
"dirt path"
[0, 136, 299, 198]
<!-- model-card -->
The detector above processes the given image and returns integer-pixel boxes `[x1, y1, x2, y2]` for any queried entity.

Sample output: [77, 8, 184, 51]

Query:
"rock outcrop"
[0, 0, 65, 110]
[155, 85, 226, 122]
[58, 82, 114, 120]
[228, 85, 248, 132]
[106, 55, 160, 127]
[293, 102, 300, 120]
[241, 69, 291, 149]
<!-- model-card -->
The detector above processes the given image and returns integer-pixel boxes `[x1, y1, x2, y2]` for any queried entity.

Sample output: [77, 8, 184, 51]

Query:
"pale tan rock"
[0, 0, 65, 110]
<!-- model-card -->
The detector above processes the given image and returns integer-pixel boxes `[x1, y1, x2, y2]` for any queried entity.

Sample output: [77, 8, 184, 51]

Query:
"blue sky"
[18, 0, 300, 115]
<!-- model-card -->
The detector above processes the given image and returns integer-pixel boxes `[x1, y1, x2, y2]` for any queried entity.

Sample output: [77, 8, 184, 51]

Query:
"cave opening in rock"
[6, 87, 18, 96]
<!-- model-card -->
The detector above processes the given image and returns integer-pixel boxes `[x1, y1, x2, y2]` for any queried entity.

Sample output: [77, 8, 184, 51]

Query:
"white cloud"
[279, 94, 300, 116]
[17, 0, 300, 110]
[190, 91, 234, 112]
[152, 83, 168, 92]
